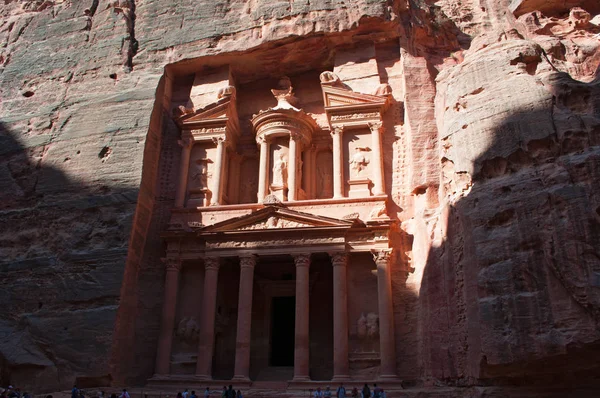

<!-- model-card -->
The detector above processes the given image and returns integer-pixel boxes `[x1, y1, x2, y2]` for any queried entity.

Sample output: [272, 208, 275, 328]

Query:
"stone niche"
[172, 47, 395, 208]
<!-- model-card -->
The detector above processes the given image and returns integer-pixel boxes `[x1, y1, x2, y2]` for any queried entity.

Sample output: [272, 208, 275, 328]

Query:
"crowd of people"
[0, 386, 33, 398]
[313, 384, 386, 398]
[1, 382, 388, 398]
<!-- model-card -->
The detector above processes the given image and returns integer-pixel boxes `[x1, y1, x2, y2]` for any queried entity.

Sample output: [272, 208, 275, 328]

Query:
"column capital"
[330, 126, 344, 136]
[368, 121, 383, 133]
[293, 253, 311, 268]
[162, 257, 182, 271]
[256, 135, 271, 145]
[204, 256, 221, 271]
[212, 135, 227, 145]
[329, 252, 348, 267]
[240, 255, 258, 269]
[290, 131, 302, 141]
[178, 136, 194, 149]
[371, 249, 393, 266]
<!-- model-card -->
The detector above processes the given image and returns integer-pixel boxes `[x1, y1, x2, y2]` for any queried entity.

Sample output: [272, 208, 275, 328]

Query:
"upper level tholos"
[171, 68, 394, 215]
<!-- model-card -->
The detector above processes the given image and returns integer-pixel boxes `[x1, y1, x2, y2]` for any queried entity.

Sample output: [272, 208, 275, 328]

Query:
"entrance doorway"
[270, 296, 296, 366]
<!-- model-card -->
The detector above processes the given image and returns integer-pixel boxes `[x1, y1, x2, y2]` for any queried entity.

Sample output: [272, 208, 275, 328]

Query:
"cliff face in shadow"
[412, 20, 600, 391]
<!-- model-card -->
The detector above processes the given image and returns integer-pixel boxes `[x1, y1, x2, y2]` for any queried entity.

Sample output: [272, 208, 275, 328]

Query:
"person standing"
[372, 384, 380, 398]
[191, 391, 197, 398]
[183, 390, 189, 398]
[324, 387, 332, 398]
[204, 388, 210, 398]
[236, 391, 242, 398]
[221, 387, 227, 398]
[120, 389, 130, 398]
[313, 388, 323, 398]
[71, 386, 79, 398]
[360, 384, 370, 398]
[226, 385, 235, 398]
[336, 384, 346, 398]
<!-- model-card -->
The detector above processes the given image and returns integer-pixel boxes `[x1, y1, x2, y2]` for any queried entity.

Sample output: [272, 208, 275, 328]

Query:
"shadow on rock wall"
[0, 122, 139, 391]
[418, 69, 600, 395]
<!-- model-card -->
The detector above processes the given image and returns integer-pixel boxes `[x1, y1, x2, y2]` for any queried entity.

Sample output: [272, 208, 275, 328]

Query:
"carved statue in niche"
[349, 147, 371, 178]
[356, 312, 379, 352]
[272, 152, 288, 187]
[317, 151, 333, 199]
[176, 317, 200, 344]
[190, 159, 211, 189]
[239, 158, 258, 204]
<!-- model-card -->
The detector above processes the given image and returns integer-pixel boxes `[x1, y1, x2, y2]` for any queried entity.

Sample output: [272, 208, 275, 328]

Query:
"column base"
[291, 376, 311, 382]
[331, 375, 352, 382]
[378, 374, 402, 382]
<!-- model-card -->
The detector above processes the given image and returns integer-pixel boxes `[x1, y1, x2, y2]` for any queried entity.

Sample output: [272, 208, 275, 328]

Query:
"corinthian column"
[293, 253, 311, 381]
[175, 138, 193, 207]
[330, 252, 350, 381]
[372, 249, 398, 379]
[233, 255, 257, 381]
[288, 133, 300, 201]
[257, 136, 269, 203]
[196, 257, 220, 379]
[155, 257, 182, 375]
[331, 127, 344, 198]
[211, 136, 226, 205]
[369, 122, 385, 196]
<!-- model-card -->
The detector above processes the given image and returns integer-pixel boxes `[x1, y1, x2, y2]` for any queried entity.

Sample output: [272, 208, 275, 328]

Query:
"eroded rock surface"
[0, 0, 598, 394]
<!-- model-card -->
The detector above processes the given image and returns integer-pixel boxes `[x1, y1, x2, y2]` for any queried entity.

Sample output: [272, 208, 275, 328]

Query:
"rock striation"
[0, 0, 598, 394]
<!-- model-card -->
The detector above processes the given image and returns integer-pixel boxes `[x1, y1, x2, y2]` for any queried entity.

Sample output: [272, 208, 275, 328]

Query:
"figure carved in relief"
[357, 313, 368, 338]
[318, 162, 333, 198]
[190, 159, 210, 189]
[349, 147, 371, 178]
[176, 317, 200, 344]
[366, 313, 379, 337]
[272, 153, 288, 187]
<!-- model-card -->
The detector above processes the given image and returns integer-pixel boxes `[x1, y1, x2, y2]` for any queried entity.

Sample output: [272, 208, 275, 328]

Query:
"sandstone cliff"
[0, 0, 599, 394]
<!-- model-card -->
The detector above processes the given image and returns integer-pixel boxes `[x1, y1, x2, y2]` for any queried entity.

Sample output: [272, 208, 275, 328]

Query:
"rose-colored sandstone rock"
[0, 0, 599, 395]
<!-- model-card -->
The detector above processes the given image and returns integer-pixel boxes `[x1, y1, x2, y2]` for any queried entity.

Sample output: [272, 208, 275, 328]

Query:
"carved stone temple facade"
[149, 56, 412, 387]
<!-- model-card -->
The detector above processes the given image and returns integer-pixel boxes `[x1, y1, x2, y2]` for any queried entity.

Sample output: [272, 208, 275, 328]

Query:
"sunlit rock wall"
[0, 0, 599, 393]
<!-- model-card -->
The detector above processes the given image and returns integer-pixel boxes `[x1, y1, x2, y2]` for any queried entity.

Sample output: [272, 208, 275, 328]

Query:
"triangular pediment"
[322, 85, 388, 108]
[202, 206, 354, 233]
[179, 98, 232, 125]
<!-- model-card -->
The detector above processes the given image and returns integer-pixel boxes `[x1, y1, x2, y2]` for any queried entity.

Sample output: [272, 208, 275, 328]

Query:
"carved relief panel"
[239, 157, 260, 204]
[187, 144, 215, 207]
[343, 129, 373, 197]
[316, 149, 334, 199]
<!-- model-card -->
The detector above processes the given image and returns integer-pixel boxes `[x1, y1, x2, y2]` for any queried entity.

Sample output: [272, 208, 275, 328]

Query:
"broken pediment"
[201, 206, 354, 232]
[175, 86, 240, 141]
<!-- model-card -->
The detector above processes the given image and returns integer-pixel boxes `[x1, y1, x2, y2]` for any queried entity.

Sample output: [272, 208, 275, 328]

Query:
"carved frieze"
[237, 216, 314, 230]
[330, 112, 380, 121]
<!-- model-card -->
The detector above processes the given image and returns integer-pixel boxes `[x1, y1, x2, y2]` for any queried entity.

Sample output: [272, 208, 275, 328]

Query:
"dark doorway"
[270, 296, 296, 366]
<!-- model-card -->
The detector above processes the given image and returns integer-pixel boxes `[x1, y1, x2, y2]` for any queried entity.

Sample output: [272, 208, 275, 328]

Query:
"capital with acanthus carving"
[293, 253, 311, 268]
[368, 121, 383, 133]
[212, 135, 227, 146]
[240, 255, 257, 269]
[162, 257, 182, 271]
[178, 136, 194, 149]
[371, 249, 393, 266]
[329, 252, 348, 267]
[330, 126, 344, 137]
[204, 257, 221, 271]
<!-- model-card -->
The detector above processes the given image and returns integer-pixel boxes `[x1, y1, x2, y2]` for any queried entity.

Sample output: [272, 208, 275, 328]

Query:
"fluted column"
[288, 133, 300, 201]
[369, 122, 385, 196]
[331, 127, 344, 198]
[233, 255, 257, 381]
[373, 249, 398, 379]
[196, 257, 220, 379]
[175, 138, 193, 207]
[293, 253, 311, 381]
[257, 137, 269, 203]
[211, 137, 226, 205]
[155, 257, 182, 375]
[303, 146, 314, 199]
[330, 252, 350, 381]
